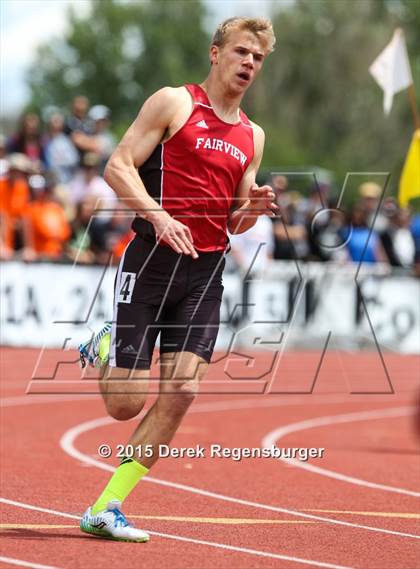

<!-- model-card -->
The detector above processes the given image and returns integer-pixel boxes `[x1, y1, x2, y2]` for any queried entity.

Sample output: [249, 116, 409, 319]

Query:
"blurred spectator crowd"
[230, 175, 420, 277]
[1, 97, 419, 276]
[0, 96, 131, 265]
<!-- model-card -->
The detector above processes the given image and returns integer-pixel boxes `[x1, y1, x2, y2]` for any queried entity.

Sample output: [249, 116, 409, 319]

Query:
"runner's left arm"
[227, 124, 277, 235]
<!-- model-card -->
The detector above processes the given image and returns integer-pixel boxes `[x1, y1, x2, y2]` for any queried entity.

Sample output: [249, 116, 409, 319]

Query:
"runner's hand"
[249, 184, 278, 216]
[152, 211, 198, 258]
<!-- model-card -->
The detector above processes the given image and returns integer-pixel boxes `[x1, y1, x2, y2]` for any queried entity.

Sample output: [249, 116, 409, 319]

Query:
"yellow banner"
[399, 129, 420, 207]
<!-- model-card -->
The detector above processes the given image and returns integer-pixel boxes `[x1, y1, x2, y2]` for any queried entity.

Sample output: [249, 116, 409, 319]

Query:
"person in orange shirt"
[23, 173, 71, 260]
[0, 153, 32, 258]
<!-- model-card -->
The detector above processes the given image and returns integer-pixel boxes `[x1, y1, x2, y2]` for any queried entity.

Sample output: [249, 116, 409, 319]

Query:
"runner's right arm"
[104, 88, 198, 258]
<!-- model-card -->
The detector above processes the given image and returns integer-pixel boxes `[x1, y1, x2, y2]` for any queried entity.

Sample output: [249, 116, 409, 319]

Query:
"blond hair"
[212, 17, 276, 54]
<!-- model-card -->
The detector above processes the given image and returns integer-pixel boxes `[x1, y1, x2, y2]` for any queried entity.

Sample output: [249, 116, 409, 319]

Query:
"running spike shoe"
[80, 500, 149, 542]
[79, 322, 111, 368]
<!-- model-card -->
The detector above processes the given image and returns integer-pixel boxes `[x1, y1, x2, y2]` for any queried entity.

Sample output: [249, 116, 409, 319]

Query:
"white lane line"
[0, 498, 79, 520]
[59, 416, 420, 539]
[262, 406, 420, 498]
[0, 556, 60, 569]
[146, 531, 353, 568]
[0, 498, 353, 569]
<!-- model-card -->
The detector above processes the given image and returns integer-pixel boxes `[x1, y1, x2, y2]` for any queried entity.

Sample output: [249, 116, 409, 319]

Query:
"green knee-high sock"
[92, 458, 149, 514]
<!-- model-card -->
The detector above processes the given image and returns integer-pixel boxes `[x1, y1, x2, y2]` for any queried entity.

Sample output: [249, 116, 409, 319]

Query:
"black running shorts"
[109, 236, 225, 370]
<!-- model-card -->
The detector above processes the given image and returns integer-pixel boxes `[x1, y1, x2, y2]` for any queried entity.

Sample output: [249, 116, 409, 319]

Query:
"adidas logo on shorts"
[121, 344, 137, 354]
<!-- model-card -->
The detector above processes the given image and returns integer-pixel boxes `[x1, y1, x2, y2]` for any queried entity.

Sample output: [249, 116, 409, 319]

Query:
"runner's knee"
[160, 379, 199, 415]
[105, 396, 146, 421]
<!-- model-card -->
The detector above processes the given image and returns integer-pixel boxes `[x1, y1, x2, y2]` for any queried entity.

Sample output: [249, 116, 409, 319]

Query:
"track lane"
[1, 349, 419, 569]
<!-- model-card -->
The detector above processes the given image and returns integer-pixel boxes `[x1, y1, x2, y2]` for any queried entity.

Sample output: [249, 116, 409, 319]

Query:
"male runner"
[80, 17, 276, 542]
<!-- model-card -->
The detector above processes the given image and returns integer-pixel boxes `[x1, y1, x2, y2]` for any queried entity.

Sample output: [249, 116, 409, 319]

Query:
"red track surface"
[1, 348, 419, 569]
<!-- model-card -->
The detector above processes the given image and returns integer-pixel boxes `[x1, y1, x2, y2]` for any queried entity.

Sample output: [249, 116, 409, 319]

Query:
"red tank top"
[133, 84, 255, 252]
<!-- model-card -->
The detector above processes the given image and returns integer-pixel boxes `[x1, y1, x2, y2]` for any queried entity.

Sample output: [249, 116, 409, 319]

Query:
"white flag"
[369, 28, 413, 114]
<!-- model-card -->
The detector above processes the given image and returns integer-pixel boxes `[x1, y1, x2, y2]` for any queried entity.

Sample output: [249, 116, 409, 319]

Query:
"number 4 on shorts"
[118, 272, 136, 304]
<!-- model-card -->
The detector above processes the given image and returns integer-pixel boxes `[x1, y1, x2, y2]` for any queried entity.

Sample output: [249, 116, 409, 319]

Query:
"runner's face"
[214, 30, 266, 94]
